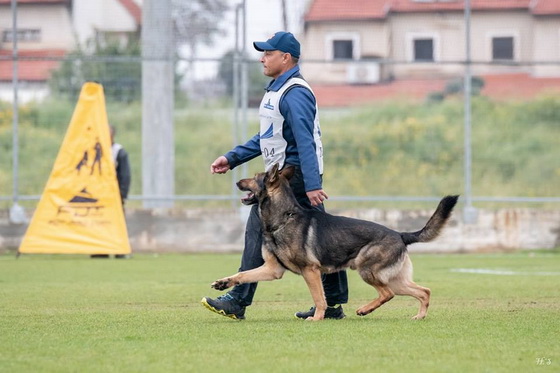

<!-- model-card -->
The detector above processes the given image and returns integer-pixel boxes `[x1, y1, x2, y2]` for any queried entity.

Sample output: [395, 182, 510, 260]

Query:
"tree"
[172, 0, 230, 59]
[49, 37, 142, 103]
[218, 49, 270, 106]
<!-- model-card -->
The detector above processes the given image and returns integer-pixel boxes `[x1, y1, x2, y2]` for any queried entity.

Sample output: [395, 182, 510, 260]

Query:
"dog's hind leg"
[356, 270, 395, 316]
[356, 283, 394, 316]
[301, 266, 327, 321]
[387, 256, 431, 320]
[390, 281, 431, 320]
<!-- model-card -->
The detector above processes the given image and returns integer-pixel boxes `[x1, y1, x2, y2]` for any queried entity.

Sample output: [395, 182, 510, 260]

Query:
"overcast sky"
[197, 0, 309, 60]
[180, 0, 310, 80]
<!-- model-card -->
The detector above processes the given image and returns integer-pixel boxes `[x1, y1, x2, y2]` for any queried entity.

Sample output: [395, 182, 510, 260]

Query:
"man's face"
[260, 50, 288, 79]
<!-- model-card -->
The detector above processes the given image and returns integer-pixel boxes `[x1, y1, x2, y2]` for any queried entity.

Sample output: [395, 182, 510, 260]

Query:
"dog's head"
[236, 164, 294, 205]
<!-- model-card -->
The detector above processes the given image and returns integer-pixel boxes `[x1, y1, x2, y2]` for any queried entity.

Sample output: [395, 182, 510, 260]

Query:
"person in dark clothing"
[91, 125, 131, 259]
[110, 125, 131, 206]
[201, 31, 348, 320]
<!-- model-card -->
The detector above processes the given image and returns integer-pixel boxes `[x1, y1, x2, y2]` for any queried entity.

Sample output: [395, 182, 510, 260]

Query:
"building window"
[407, 33, 439, 62]
[414, 38, 434, 61]
[2, 29, 41, 43]
[492, 37, 514, 60]
[333, 40, 354, 60]
[327, 32, 359, 60]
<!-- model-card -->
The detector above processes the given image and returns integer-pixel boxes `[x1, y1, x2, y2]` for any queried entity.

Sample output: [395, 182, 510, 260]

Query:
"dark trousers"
[229, 167, 349, 307]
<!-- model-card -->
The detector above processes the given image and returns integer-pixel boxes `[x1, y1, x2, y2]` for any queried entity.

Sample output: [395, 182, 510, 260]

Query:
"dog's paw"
[356, 307, 372, 316]
[211, 278, 231, 291]
[305, 316, 324, 321]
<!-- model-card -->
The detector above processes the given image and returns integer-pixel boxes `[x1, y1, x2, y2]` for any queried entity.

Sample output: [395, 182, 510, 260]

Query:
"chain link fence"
[1, 0, 559, 215]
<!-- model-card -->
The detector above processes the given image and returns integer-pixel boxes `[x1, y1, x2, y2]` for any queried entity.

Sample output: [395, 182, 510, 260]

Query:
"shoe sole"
[294, 311, 346, 320]
[201, 297, 244, 320]
[294, 315, 346, 320]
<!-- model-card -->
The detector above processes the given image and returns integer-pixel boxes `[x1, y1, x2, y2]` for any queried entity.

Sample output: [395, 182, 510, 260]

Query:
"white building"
[0, 0, 141, 103]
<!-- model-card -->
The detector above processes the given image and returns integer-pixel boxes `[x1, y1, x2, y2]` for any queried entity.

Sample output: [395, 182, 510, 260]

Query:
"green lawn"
[0, 252, 558, 372]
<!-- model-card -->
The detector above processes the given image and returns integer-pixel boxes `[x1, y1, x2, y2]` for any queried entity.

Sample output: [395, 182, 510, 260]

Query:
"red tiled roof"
[390, 0, 531, 13]
[480, 73, 560, 98]
[305, 0, 390, 21]
[0, 0, 69, 4]
[530, 0, 560, 14]
[0, 49, 66, 81]
[305, 0, 560, 21]
[313, 79, 448, 106]
[313, 73, 560, 107]
[117, 0, 142, 25]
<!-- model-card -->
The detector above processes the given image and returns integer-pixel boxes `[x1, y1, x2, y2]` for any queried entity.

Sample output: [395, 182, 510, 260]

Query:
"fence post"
[141, 0, 175, 208]
[240, 0, 249, 180]
[463, 0, 478, 223]
[9, 0, 27, 224]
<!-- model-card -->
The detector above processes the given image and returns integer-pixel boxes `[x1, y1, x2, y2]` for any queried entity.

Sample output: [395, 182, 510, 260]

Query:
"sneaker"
[294, 305, 346, 320]
[201, 294, 246, 320]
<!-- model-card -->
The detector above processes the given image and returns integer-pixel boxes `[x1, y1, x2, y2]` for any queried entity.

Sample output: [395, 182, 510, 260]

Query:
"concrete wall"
[1, 206, 559, 254]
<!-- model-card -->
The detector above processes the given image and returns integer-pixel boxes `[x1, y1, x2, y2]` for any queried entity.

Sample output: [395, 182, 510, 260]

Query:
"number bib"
[258, 78, 323, 173]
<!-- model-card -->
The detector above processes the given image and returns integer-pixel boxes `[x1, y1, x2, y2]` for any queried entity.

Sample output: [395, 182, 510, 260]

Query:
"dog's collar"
[264, 212, 296, 234]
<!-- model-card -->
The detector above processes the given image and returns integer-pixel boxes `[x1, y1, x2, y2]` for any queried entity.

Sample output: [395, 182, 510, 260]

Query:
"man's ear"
[280, 165, 295, 180]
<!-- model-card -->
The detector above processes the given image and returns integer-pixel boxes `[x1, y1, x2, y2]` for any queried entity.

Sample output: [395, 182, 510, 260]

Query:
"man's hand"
[306, 189, 329, 207]
[210, 156, 230, 174]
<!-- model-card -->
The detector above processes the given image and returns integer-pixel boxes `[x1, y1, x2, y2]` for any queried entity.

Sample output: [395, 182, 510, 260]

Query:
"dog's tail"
[400, 195, 459, 245]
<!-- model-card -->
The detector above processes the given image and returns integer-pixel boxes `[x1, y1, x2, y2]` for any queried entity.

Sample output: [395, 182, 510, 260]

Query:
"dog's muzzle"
[241, 192, 257, 205]
[236, 180, 258, 205]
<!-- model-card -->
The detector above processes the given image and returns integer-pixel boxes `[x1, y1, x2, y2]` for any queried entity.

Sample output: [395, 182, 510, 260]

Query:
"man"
[90, 125, 131, 259]
[111, 125, 131, 259]
[201, 31, 348, 320]
[110, 125, 131, 207]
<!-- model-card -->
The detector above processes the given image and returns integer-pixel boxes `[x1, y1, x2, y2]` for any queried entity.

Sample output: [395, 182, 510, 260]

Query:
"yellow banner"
[19, 82, 131, 255]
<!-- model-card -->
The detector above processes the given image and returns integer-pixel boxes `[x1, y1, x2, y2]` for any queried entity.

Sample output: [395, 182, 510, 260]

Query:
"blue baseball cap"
[253, 31, 300, 58]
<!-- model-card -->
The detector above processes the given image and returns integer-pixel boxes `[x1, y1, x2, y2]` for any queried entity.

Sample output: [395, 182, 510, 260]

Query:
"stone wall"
[1, 206, 559, 253]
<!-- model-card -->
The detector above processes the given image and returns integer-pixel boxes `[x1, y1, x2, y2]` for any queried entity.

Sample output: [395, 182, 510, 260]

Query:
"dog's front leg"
[211, 259, 285, 291]
[301, 266, 327, 321]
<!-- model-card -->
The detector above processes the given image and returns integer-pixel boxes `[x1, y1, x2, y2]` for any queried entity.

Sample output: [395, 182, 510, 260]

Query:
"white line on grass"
[451, 268, 560, 276]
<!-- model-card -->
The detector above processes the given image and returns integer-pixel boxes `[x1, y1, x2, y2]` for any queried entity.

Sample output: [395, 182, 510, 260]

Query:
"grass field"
[0, 251, 558, 373]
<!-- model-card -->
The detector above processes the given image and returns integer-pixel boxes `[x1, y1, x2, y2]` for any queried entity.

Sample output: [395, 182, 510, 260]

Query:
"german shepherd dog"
[211, 164, 459, 321]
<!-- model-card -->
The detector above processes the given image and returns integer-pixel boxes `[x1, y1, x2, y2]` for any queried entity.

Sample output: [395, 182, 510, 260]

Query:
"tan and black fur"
[211, 164, 459, 321]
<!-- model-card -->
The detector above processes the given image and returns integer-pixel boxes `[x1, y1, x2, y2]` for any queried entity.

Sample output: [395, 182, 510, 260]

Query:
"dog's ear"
[266, 163, 281, 185]
[280, 166, 295, 180]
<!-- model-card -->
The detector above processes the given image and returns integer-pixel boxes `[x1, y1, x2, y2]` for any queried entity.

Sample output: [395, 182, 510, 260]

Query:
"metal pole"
[281, 0, 288, 30]
[240, 0, 249, 179]
[9, 0, 26, 224]
[231, 3, 241, 207]
[141, 0, 175, 208]
[463, 0, 477, 223]
[11, 0, 18, 203]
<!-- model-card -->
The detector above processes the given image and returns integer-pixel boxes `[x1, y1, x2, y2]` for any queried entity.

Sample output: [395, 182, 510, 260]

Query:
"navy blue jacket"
[224, 65, 323, 192]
